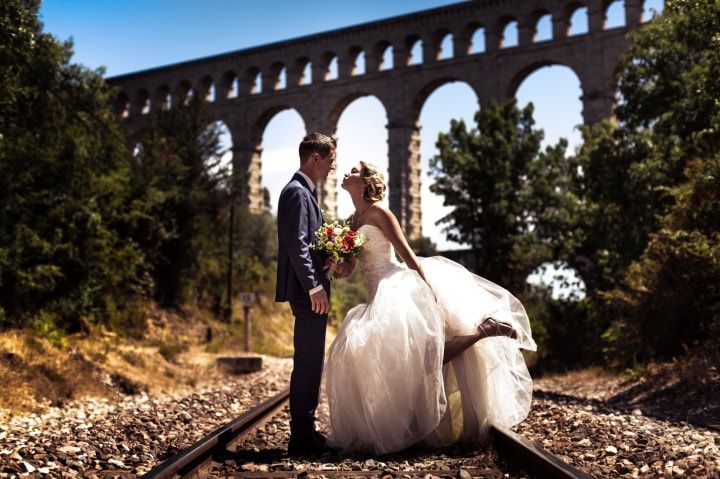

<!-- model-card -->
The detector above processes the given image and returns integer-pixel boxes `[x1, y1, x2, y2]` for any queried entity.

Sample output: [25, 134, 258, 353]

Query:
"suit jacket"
[275, 173, 330, 303]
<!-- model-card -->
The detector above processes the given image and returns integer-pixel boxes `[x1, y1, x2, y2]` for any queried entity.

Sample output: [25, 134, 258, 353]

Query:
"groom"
[275, 132, 337, 454]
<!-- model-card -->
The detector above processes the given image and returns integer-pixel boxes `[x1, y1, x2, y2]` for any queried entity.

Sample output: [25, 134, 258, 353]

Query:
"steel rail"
[490, 423, 594, 479]
[145, 388, 594, 479]
[144, 388, 290, 479]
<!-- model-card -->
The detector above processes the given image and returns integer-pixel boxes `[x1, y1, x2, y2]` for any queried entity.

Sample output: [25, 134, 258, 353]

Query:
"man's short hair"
[299, 132, 337, 163]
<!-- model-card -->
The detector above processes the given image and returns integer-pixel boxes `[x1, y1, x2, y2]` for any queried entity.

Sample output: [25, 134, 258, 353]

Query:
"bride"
[323, 161, 536, 455]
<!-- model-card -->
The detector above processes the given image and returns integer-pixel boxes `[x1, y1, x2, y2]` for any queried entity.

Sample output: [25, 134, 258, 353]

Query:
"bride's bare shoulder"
[367, 204, 400, 229]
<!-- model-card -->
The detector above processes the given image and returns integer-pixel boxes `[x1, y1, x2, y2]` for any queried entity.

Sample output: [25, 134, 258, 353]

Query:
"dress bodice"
[357, 224, 402, 298]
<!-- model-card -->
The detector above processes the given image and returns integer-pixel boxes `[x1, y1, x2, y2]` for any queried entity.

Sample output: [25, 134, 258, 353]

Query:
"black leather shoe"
[311, 429, 328, 446]
[287, 432, 329, 456]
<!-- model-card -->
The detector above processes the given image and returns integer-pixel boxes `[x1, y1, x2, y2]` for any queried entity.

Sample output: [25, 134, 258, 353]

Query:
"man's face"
[317, 148, 336, 179]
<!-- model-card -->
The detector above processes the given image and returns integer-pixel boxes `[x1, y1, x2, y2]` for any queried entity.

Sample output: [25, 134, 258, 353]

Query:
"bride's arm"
[371, 207, 428, 282]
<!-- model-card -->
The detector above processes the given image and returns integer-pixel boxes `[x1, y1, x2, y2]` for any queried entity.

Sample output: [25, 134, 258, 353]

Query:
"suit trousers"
[289, 298, 328, 437]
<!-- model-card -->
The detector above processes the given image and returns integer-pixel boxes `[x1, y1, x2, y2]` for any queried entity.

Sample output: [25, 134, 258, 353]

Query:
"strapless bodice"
[357, 224, 402, 298]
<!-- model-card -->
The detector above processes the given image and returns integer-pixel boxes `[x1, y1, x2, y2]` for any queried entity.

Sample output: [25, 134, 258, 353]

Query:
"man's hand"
[309, 288, 329, 315]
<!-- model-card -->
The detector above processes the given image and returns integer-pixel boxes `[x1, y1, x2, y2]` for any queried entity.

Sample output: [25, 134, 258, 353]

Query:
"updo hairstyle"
[360, 161, 387, 202]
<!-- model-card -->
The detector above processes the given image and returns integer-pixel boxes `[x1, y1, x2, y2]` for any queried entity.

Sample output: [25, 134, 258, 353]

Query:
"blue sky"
[39, 0, 663, 296]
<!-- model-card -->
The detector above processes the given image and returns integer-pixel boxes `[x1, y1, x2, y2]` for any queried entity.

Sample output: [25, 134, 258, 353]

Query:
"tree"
[429, 100, 553, 291]
[131, 97, 227, 308]
[602, 156, 720, 366]
[617, 0, 720, 170]
[554, 0, 720, 295]
[0, 0, 146, 334]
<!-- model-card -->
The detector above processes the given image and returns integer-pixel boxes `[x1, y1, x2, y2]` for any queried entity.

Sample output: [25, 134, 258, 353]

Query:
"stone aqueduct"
[106, 0, 648, 239]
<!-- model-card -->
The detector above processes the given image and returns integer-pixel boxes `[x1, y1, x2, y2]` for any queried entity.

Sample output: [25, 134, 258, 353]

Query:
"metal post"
[243, 305, 250, 352]
[226, 201, 234, 322]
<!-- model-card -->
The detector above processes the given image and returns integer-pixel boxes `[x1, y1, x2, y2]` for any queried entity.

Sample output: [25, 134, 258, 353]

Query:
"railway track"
[143, 388, 593, 479]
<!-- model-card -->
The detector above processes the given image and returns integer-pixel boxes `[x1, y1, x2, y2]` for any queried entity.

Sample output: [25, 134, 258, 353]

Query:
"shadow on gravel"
[535, 387, 719, 431]
[225, 442, 497, 464]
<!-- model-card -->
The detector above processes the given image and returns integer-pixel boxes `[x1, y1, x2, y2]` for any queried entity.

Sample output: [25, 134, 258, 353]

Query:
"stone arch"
[332, 94, 389, 218]
[220, 71, 238, 99]
[250, 104, 298, 149]
[135, 88, 150, 115]
[115, 91, 130, 117]
[347, 46, 366, 76]
[237, 105, 307, 211]
[411, 77, 481, 120]
[499, 16, 520, 48]
[604, 0, 626, 29]
[416, 80, 480, 248]
[155, 84, 171, 110]
[531, 9, 553, 42]
[321, 51, 338, 81]
[506, 59, 584, 98]
[432, 29, 454, 60]
[267, 62, 286, 91]
[405, 35, 423, 66]
[176, 79, 193, 103]
[563, 1, 589, 36]
[642, 0, 663, 21]
[326, 91, 388, 132]
[516, 64, 584, 150]
[294, 57, 312, 86]
[465, 22, 486, 54]
[199, 75, 215, 102]
[246, 66, 262, 95]
[374, 41, 394, 71]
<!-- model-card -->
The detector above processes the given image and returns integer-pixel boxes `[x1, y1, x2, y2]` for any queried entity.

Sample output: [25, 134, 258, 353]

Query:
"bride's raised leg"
[442, 317, 518, 364]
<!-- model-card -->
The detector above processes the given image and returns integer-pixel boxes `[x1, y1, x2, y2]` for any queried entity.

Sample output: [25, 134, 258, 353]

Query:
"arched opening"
[222, 72, 238, 99]
[259, 109, 306, 213]
[333, 96, 389, 220]
[642, 0, 663, 21]
[534, 13, 553, 42]
[178, 80, 193, 104]
[604, 0, 626, 29]
[323, 53, 339, 81]
[439, 33, 453, 60]
[115, 92, 130, 118]
[204, 121, 233, 184]
[200, 76, 215, 102]
[156, 85, 171, 111]
[302, 61, 312, 85]
[380, 44, 394, 70]
[248, 67, 262, 95]
[269, 63, 286, 91]
[514, 64, 583, 151]
[501, 19, 519, 48]
[470, 27, 486, 54]
[295, 58, 312, 87]
[408, 37, 423, 65]
[417, 81, 478, 251]
[527, 262, 586, 300]
[515, 64, 586, 297]
[278, 67, 287, 90]
[568, 6, 589, 35]
[350, 48, 366, 76]
[136, 89, 150, 115]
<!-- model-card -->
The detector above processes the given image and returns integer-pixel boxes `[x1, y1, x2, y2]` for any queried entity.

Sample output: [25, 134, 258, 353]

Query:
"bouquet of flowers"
[310, 220, 367, 280]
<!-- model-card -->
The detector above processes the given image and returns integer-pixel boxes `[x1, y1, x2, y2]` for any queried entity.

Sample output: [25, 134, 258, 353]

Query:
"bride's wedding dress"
[324, 224, 536, 455]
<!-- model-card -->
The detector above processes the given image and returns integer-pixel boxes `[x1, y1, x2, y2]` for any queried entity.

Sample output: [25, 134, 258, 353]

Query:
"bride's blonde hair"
[360, 161, 386, 202]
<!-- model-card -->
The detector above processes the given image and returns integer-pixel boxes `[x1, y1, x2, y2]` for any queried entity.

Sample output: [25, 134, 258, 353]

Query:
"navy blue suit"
[275, 172, 330, 437]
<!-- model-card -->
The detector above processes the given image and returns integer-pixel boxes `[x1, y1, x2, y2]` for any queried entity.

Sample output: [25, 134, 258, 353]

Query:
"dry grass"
[0, 298, 337, 417]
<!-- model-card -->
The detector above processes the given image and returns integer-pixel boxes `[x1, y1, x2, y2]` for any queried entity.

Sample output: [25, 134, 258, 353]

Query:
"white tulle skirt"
[324, 256, 536, 455]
